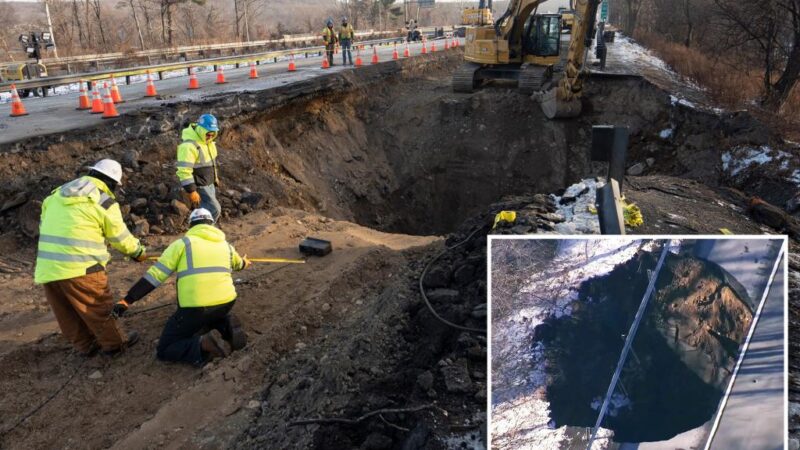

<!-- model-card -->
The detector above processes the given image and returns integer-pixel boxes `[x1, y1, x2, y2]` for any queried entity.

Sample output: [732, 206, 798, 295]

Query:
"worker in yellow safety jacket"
[113, 208, 250, 366]
[322, 18, 338, 67]
[176, 113, 221, 222]
[34, 159, 147, 356]
[339, 17, 355, 65]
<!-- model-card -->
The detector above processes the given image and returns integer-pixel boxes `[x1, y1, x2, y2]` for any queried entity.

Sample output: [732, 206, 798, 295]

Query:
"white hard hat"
[89, 159, 123, 184]
[189, 208, 214, 224]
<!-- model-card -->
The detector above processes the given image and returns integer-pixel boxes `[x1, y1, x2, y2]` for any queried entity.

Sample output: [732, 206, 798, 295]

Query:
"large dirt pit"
[0, 50, 796, 449]
[541, 250, 751, 443]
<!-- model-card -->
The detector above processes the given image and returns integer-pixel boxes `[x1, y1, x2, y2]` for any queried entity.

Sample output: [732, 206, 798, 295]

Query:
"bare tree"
[711, 0, 800, 111]
[120, 0, 147, 50]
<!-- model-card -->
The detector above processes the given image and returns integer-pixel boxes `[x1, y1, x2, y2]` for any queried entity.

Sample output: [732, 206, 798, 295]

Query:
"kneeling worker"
[34, 159, 147, 356]
[113, 208, 249, 366]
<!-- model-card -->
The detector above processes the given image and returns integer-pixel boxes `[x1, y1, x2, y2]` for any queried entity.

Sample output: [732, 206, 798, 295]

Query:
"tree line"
[609, 0, 799, 113]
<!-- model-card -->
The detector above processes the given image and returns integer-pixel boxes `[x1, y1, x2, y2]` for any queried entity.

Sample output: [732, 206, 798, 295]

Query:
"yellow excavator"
[453, 0, 601, 119]
[461, 0, 494, 27]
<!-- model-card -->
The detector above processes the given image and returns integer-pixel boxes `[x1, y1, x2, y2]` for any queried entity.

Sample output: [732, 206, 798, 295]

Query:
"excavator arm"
[540, 0, 602, 118]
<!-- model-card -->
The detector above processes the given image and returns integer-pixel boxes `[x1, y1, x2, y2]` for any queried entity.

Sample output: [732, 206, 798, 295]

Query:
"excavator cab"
[523, 14, 561, 57]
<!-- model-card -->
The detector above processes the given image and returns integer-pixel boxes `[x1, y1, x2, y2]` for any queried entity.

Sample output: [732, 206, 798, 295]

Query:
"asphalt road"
[709, 251, 785, 450]
[0, 39, 459, 146]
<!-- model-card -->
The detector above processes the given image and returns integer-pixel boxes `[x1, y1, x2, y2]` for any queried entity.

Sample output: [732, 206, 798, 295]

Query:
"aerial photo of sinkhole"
[489, 237, 787, 450]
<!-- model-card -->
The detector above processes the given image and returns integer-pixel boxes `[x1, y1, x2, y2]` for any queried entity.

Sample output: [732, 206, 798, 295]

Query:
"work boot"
[200, 330, 231, 360]
[222, 313, 247, 351]
[77, 341, 100, 358]
[102, 331, 140, 356]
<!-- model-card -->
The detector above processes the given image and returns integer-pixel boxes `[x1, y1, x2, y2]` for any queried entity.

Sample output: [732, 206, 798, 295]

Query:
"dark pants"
[157, 301, 236, 366]
[326, 44, 335, 66]
[341, 39, 352, 65]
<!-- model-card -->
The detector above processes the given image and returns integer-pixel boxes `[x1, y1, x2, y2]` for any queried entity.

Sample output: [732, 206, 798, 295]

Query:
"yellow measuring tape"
[146, 256, 305, 264]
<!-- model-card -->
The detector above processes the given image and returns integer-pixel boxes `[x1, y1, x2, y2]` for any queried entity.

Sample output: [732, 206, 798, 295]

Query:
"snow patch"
[551, 179, 601, 235]
[658, 128, 674, 139]
[721, 145, 782, 176]
[492, 240, 645, 449]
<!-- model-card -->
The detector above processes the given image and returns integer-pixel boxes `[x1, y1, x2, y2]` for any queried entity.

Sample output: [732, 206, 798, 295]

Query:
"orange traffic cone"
[101, 84, 120, 119]
[288, 54, 296, 72]
[76, 80, 91, 110]
[444, 39, 450, 50]
[144, 71, 157, 97]
[431, 40, 437, 52]
[188, 67, 200, 90]
[249, 61, 258, 79]
[355, 48, 363, 67]
[215, 65, 227, 84]
[403, 43, 410, 58]
[9, 84, 28, 117]
[90, 82, 104, 114]
[421, 40, 428, 54]
[392, 43, 399, 60]
[371, 46, 379, 64]
[321, 56, 330, 69]
[109, 75, 124, 103]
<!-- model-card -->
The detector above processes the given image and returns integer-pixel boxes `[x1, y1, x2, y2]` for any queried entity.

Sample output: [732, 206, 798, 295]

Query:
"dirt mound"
[543, 250, 751, 442]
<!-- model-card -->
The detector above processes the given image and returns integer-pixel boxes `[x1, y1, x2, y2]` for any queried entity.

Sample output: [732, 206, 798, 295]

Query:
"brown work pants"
[44, 271, 128, 353]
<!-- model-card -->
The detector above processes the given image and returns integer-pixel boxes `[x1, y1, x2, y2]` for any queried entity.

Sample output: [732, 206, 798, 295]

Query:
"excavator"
[452, 0, 601, 119]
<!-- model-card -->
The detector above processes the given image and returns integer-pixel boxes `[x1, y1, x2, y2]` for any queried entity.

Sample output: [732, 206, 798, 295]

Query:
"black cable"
[418, 227, 487, 334]
[0, 353, 86, 438]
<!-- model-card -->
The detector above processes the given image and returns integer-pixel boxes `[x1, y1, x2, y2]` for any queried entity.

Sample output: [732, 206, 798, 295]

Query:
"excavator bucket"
[540, 87, 582, 119]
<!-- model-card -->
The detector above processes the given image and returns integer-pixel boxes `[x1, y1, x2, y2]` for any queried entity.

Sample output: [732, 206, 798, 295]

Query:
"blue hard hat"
[197, 113, 219, 132]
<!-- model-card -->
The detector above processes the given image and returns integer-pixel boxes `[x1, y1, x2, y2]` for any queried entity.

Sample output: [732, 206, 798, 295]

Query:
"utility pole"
[43, 0, 59, 58]
[243, 0, 250, 41]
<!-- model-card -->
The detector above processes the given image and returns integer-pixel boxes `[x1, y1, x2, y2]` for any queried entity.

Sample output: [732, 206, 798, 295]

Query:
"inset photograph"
[489, 237, 787, 450]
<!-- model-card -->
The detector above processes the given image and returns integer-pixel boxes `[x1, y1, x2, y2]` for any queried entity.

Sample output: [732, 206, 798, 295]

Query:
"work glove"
[185, 191, 201, 208]
[131, 247, 148, 262]
[111, 299, 130, 318]
[241, 255, 251, 270]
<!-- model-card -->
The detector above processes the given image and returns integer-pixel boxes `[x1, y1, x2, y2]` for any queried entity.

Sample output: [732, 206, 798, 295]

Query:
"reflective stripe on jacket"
[176, 124, 218, 189]
[34, 176, 144, 284]
[339, 24, 355, 41]
[144, 224, 245, 308]
[322, 27, 337, 44]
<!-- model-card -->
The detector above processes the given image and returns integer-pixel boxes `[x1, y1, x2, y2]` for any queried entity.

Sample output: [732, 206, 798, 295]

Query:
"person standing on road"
[112, 208, 250, 366]
[176, 113, 222, 222]
[339, 17, 355, 65]
[34, 159, 147, 357]
[322, 18, 338, 67]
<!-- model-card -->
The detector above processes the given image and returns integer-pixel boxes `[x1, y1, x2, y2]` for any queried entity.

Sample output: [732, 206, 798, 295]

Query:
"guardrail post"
[235, 63, 240, 69]
[157, 71, 163, 80]
[273, 57, 277, 63]
[213, 64, 218, 72]
[124, 75, 131, 85]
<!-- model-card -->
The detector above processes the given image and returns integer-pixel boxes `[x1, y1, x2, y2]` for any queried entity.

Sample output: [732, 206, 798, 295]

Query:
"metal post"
[591, 125, 629, 193]
[44, 1, 59, 59]
[596, 179, 625, 235]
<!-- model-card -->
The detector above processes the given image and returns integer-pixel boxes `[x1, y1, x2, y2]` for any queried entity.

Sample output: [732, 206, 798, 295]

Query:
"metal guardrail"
[0, 27, 447, 72]
[0, 35, 426, 94]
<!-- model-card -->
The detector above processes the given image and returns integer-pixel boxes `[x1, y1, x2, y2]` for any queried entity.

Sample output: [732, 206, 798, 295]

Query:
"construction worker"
[322, 18, 338, 67]
[34, 159, 147, 356]
[176, 113, 221, 222]
[113, 208, 250, 366]
[339, 17, 355, 65]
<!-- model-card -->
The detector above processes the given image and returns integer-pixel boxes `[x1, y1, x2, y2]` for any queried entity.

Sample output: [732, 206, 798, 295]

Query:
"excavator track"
[453, 63, 481, 93]
[518, 65, 552, 95]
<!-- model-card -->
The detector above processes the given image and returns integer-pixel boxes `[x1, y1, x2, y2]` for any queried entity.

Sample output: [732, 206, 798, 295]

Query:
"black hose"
[418, 227, 487, 334]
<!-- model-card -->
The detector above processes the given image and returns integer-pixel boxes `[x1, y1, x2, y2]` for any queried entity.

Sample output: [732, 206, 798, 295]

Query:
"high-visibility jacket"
[322, 27, 337, 45]
[339, 24, 355, 41]
[176, 124, 218, 192]
[144, 224, 245, 308]
[34, 176, 144, 284]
